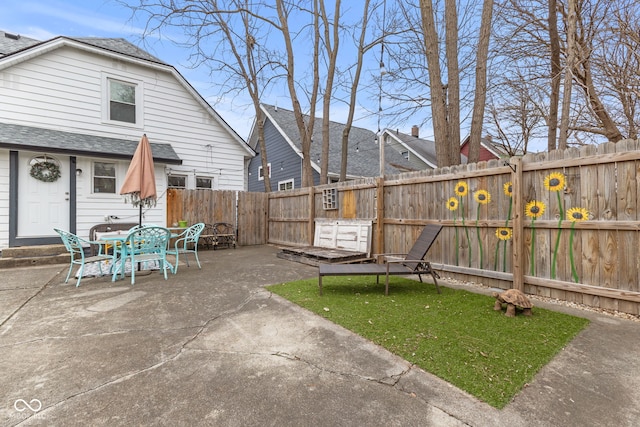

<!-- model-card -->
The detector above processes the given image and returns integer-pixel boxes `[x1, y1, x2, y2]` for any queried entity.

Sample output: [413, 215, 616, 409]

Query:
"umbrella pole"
[138, 205, 143, 271]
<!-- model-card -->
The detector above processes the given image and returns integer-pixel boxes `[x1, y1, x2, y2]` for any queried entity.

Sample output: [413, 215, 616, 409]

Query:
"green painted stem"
[476, 204, 484, 268]
[569, 222, 579, 282]
[550, 192, 564, 279]
[504, 198, 512, 272]
[460, 198, 471, 267]
[530, 220, 536, 276]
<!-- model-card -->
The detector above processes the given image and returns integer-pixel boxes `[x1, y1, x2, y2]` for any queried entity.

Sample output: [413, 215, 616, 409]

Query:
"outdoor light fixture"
[75, 168, 83, 176]
[380, 61, 387, 76]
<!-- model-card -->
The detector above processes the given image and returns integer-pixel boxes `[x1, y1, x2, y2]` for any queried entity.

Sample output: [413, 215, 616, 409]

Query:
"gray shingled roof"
[262, 104, 416, 177]
[0, 30, 164, 64]
[0, 122, 181, 164]
[0, 31, 40, 57]
[73, 37, 165, 63]
[385, 129, 438, 167]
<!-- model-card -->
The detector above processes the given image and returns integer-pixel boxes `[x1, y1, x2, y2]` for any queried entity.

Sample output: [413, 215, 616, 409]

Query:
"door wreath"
[30, 160, 61, 182]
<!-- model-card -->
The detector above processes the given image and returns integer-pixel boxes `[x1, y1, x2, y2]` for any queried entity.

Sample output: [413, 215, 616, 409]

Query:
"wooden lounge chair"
[318, 224, 443, 296]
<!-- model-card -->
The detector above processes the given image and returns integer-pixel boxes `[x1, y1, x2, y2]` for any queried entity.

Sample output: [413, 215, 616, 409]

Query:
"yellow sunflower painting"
[524, 200, 546, 219]
[474, 190, 491, 205]
[544, 172, 566, 192]
[446, 197, 459, 211]
[454, 181, 469, 197]
[567, 207, 589, 222]
[567, 207, 590, 282]
[503, 181, 513, 197]
[495, 227, 512, 241]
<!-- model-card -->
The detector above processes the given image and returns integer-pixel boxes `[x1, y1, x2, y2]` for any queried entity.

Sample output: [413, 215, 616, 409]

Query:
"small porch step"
[0, 244, 68, 269]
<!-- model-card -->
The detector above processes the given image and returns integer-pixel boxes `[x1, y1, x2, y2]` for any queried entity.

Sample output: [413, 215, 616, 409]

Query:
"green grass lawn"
[266, 276, 590, 408]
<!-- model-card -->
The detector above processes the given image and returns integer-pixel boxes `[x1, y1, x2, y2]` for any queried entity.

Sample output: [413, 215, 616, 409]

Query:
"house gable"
[247, 104, 416, 192]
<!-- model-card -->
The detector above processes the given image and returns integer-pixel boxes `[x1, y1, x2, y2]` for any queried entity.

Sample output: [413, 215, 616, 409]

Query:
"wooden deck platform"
[276, 246, 373, 267]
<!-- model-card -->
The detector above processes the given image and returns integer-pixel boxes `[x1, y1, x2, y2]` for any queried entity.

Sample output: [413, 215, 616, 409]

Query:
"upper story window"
[103, 74, 143, 127]
[258, 163, 271, 181]
[109, 79, 136, 123]
[93, 162, 116, 193]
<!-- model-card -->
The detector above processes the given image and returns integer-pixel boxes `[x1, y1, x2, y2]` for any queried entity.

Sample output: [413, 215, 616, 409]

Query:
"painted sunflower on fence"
[567, 207, 589, 282]
[545, 171, 566, 279]
[453, 181, 471, 267]
[474, 189, 491, 268]
[525, 200, 546, 275]
[496, 182, 514, 272]
[447, 196, 460, 265]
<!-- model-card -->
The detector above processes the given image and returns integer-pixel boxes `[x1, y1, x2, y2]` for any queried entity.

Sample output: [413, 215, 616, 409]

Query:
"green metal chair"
[115, 226, 172, 284]
[54, 228, 114, 287]
[166, 223, 205, 273]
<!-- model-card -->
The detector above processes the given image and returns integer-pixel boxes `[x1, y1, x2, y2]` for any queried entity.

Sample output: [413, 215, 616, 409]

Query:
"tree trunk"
[468, 0, 493, 164]
[420, 0, 449, 167]
[548, 0, 561, 151]
[558, 0, 577, 150]
[444, 0, 461, 165]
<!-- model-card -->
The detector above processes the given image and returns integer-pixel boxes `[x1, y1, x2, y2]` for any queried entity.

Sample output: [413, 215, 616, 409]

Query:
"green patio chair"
[54, 228, 114, 287]
[115, 226, 173, 285]
[166, 223, 205, 273]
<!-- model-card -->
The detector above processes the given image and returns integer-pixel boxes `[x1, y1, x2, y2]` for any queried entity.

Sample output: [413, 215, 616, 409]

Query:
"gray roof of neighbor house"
[261, 104, 416, 177]
[0, 122, 182, 164]
[384, 129, 438, 168]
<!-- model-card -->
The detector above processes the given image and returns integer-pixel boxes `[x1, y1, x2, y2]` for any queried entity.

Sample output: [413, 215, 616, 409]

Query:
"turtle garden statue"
[492, 289, 533, 317]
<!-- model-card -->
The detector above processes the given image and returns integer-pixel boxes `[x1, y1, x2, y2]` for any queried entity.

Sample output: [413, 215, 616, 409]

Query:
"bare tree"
[419, 0, 461, 166]
[558, 0, 577, 149]
[123, 0, 285, 191]
[548, 0, 562, 150]
[467, 0, 494, 164]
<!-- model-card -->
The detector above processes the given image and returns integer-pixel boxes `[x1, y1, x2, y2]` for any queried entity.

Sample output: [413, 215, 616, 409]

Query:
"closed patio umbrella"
[120, 134, 157, 226]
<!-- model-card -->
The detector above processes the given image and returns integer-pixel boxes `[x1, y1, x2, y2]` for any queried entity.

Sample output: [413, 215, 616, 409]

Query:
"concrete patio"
[1, 245, 639, 426]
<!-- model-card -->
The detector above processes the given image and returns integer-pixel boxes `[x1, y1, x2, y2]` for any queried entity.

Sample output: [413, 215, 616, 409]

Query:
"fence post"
[376, 177, 385, 256]
[308, 186, 315, 246]
[511, 157, 524, 291]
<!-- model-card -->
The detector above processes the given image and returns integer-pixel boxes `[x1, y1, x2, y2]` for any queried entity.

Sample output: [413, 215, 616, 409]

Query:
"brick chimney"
[411, 125, 419, 138]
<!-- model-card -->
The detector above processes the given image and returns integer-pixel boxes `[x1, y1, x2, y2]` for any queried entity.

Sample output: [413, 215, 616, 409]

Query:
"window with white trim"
[278, 179, 294, 191]
[93, 162, 116, 193]
[196, 176, 213, 189]
[168, 175, 187, 188]
[258, 163, 271, 181]
[108, 79, 137, 123]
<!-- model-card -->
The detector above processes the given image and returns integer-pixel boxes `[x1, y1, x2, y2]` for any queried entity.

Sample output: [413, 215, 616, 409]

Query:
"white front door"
[17, 153, 70, 237]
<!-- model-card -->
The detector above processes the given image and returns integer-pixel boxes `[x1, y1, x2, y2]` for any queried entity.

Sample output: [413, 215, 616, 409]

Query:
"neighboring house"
[247, 104, 415, 192]
[0, 30, 255, 249]
[381, 126, 438, 170]
[460, 135, 516, 161]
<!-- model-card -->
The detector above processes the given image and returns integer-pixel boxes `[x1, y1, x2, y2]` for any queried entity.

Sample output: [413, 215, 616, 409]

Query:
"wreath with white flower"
[30, 160, 61, 182]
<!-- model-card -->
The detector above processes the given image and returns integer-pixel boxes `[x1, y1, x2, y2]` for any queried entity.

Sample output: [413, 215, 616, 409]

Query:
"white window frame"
[167, 174, 187, 189]
[92, 161, 117, 194]
[278, 179, 294, 191]
[196, 176, 213, 190]
[258, 163, 271, 181]
[102, 73, 144, 128]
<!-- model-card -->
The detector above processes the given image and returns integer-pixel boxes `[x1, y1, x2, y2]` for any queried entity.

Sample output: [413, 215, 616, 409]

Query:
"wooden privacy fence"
[166, 189, 268, 247]
[169, 140, 640, 315]
[264, 140, 640, 316]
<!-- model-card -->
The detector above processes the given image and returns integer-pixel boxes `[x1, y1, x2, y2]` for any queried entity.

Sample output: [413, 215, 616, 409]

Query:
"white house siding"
[0, 46, 247, 190]
[73, 157, 168, 241]
[0, 43, 249, 244]
[0, 152, 9, 248]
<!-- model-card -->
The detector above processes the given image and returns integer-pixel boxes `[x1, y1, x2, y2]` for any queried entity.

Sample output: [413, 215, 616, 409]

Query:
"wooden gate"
[167, 189, 268, 246]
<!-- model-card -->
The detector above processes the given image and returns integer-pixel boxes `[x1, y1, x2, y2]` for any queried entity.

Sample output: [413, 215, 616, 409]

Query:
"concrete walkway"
[1, 245, 639, 426]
